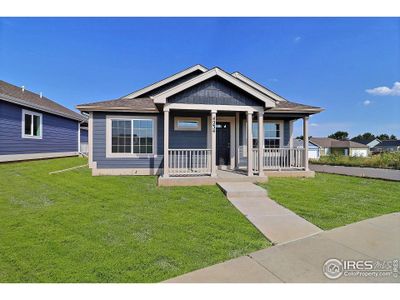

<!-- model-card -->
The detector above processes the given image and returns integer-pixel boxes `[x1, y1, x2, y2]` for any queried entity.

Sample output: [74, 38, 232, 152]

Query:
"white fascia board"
[152, 68, 276, 108]
[231, 72, 287, 102]
[123, 64, 208, 99]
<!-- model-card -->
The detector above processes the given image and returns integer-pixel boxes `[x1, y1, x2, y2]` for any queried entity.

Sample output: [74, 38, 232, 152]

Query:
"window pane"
[132, 119, 154, 154]
[33, 115, 41, 136]
[111, 120, 131, 153]
[178, 120, 199, 128]
[24, 114, 32, 135]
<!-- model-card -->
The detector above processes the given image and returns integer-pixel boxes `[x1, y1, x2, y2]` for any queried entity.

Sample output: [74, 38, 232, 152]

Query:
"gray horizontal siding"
[93, 112, 164, 169]
[168, 77, 264, 106]
[0, 100, 78, 155]
[80, 129, 88, 143]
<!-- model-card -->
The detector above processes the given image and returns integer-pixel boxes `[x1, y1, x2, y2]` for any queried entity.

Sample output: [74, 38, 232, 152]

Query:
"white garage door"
[351, 149, 368, 157]
[308, 149, 320, 159]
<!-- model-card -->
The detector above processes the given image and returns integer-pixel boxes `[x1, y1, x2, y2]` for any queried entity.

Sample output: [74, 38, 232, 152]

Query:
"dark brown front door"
[216, 122, 230, 166]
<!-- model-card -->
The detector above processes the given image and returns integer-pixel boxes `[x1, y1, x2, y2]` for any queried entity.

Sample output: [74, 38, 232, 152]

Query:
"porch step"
[217, 182, 267, 198]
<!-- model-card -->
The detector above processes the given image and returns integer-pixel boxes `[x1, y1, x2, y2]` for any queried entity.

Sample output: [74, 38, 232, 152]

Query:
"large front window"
[252, 121, 282, 148]
[110, 118, 155, 155]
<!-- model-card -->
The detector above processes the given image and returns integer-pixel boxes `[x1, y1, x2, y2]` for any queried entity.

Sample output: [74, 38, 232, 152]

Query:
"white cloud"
[366, 81, 400, 96]
[310, 123, 319, 127]
[363, 100, 371, 106]
[293, 36, 302, 43]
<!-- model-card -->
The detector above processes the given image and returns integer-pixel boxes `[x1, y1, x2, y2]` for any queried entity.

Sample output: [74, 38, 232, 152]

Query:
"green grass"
[261, 173, 400, 230]
[0, 157, 269, 283]
[311, 152, 400, 169]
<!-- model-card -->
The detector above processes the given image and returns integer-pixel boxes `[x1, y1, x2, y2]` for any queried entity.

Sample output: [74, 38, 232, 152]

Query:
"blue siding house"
[77, 65, 323, 183]
[0, 80, 87, 162]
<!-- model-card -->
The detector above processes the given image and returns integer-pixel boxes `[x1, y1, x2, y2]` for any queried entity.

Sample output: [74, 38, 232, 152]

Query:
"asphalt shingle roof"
[0, 80, 86, 121]
[76, 97, 159, 112]
[310, 137, 369, 148]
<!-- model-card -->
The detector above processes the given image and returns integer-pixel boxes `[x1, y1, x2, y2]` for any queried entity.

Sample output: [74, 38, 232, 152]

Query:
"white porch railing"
[252, 148, 305, 171]
[168, 149, 211, 176]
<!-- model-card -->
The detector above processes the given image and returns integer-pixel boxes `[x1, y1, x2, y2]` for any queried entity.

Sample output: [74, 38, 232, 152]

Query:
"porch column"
[258, 111, 264, 176]
[247, 111, 253, 176]
[303, 116, 309, 171]
[211, 110, 217, 177]
[163, 108, 170, 177]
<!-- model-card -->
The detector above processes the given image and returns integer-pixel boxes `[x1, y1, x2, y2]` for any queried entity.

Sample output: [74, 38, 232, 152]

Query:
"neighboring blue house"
[0, 80, 87, 162]
[77, 65, 323, 182]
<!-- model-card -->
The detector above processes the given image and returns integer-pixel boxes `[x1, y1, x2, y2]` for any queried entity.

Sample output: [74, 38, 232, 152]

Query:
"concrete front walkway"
[217, 182, 322, 244]
[310, 164, 400, 181]
[165, 213, 400, 283]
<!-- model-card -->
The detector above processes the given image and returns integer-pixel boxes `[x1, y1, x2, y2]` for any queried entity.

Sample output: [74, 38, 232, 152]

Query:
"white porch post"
[211, 110, 217, 177]
[303, 116, 309, 171]
[258, 111, 264, 176]
[235, 112, 240, 169]
[163, 108, 170, 177]
[78, 122, 81, 154]
[247, 111, 253, 176]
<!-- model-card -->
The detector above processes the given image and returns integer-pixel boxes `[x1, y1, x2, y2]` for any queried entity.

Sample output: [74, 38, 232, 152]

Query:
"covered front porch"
[161, 103, 312, 184]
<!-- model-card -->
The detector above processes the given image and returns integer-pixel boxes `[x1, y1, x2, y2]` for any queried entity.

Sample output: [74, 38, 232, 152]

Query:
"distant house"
[310, 137, 369, 157]
[351, 137, 381, 150]
[293, 138, 321, 160]
[372, 140, 400, 153]
[0, 80, 87, 162]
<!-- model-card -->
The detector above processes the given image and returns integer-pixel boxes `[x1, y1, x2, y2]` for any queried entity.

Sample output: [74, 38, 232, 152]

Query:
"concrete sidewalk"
[165, 213, 400, 283]
[310, 164, 400, 181]
[217, 182, 322, 244]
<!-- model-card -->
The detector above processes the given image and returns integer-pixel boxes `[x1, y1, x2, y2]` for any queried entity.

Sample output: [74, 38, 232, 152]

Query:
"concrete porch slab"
[217, 182, 267, 198]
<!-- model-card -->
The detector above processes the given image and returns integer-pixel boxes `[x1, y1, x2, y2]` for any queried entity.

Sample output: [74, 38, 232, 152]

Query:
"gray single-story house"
[0, 80, 87, 162]
[310, 137, 369, 157]
[351, 137, 381, 149]
[372, 140, 400, 153]
[77, 65, 323, 181]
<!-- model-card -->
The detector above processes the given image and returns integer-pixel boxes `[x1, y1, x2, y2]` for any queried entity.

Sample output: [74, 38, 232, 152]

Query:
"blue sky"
[1, 17, 399, 138]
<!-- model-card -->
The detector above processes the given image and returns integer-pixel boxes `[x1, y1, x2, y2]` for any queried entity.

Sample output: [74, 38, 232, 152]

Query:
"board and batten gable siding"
[92, 112, 164, 169]
[168, 77, 265, 107]
[0, 100, 78, 155]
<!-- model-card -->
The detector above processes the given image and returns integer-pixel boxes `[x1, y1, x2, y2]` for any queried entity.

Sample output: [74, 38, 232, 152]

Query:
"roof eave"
[1, 93, 86, 122]
[122, 64, 208, 99]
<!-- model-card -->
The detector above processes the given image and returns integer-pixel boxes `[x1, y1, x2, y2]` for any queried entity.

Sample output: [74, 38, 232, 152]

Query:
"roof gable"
[231, 72, 287, 102]
[152, 68, 276, 107]
[123, 64, 207, 99]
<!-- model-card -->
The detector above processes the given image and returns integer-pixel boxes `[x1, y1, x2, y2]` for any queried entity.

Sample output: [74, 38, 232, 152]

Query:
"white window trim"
[106, 115, 157, 158]
[22, 109, 43, 139]
[174, 117, 202, 131]
[243, 119, 284, 154]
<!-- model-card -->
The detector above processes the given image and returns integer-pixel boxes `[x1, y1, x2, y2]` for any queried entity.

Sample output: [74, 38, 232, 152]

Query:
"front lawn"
[0, 157, 268, 283]
[261, 173, 400, 230]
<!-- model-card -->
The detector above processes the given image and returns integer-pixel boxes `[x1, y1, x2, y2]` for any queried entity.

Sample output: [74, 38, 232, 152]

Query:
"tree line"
[328, 131, 397, 141]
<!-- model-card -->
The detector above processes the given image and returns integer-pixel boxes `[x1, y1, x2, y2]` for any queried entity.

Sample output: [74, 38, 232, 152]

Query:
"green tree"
[328, 131, 349, 140]
[390, 134, 397, 140]
[377, 134, 390, 140]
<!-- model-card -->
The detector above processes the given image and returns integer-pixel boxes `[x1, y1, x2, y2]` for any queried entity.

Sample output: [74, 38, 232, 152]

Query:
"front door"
[216, 122, 231, 166]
